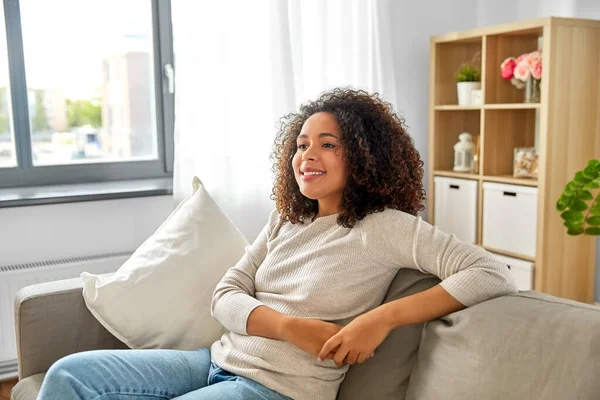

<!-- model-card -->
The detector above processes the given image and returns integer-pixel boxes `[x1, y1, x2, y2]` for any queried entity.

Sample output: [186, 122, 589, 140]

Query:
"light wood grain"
[482, 246, 536, 262]
[430, 17, 600, 303]
[483, 109, 536, 176]
[432, 18, 546, 43]
[482, 175, 538, 187]
[435, 40, 482, 105]
[434, 110, 480, 172]
[432, 170, 479, 180]
[485, 34, 540, 104]
[533, 22, 553, 301]
[434, 105, 481, 110]
[0, 379, 17, 400]
[477, 28, 486, 244]
[537, 21, 600, 303]
[428, 38, 437, 225]
[484, 103, 540, 109]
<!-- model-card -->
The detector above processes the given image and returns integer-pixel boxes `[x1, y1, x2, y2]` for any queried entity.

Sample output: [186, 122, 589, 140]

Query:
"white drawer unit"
[491, 253, 534, 291]
[434, 177, 478, 243]
[482, 182, 538, 257]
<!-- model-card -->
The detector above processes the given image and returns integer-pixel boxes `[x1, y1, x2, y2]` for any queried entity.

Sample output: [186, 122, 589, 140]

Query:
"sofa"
[11, 268, 600, 400]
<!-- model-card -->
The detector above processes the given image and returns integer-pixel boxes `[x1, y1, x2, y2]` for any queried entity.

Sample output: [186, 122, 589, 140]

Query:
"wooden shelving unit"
[481, 246, 537, 263]
[428, 17, 600, 303]
[484, 103, 541, 109]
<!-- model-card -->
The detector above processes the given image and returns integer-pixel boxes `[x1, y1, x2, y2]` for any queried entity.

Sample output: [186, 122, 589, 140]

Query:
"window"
[0, 5, 16, 168]
[0, 0, 174, 188]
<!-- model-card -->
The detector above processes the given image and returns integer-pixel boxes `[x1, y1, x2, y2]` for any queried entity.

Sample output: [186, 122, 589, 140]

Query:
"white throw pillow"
[81, 176, 249, 350]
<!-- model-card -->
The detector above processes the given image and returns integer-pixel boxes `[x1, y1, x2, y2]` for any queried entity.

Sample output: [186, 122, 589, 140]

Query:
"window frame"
[0, 0, 174, 189]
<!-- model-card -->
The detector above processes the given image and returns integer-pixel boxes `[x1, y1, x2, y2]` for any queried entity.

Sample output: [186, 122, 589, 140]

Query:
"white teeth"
[304, 171, 325, 175]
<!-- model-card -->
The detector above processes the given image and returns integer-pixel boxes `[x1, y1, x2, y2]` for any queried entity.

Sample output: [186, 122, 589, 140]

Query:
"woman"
[38, 88, 517, 400]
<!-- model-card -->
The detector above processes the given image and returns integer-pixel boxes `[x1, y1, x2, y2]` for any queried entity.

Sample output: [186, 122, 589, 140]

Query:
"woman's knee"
[46, 350, 112, 384]
[47, 352, 88, 376]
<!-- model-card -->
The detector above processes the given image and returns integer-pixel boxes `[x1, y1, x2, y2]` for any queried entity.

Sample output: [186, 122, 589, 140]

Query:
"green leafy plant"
[456, 63, 481, 82]
[556, 159, 600, 235]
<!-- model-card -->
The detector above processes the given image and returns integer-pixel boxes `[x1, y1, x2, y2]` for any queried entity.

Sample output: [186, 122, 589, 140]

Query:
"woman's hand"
[281, 317, 342, 359]
[318, 309, 393, 367]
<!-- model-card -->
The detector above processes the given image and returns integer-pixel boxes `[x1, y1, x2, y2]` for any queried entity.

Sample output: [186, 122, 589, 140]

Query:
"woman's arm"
[246, 305, 288, 339]
[376, 284, 464, 328]
[318, 210, 518, 366]
[211, 210, 278, 335]
[317, 285, 463, 365]
[247, 306, 342, 358]
[361, 210, 518, 306]
[212, 210, 341, 356]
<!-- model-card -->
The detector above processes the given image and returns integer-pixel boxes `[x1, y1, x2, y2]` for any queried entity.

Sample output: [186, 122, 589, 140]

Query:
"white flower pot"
[457, 82, 481, 106]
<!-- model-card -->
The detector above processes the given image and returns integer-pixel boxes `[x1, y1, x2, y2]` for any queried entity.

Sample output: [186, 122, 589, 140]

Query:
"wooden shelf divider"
[429, 17, 600, 303]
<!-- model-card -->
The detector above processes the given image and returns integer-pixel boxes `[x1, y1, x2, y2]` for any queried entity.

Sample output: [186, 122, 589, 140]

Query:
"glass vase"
[525, 77, 541, 103]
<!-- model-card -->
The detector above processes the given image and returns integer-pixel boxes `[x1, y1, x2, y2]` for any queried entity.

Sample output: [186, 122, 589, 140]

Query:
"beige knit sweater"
[210, 208, 518, 400]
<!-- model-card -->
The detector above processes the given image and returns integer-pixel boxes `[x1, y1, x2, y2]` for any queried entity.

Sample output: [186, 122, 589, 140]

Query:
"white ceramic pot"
[457, 82, 481, 106]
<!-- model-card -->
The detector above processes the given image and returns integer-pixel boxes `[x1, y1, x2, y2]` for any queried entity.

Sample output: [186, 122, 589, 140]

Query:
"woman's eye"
[297, 143, 335, 150]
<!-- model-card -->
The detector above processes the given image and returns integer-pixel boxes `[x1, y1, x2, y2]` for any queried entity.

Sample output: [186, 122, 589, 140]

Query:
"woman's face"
[292, 112, 350, 206]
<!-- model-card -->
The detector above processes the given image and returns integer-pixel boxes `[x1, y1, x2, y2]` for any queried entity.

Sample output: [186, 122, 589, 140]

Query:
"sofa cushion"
[337, 268, 441, 400]
[406, 291, 600, 400]
[80, 176, 249, 350]
[11, 373, 45, 400]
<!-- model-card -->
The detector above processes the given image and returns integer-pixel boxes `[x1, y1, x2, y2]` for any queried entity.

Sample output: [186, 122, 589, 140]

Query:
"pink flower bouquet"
[501, 50, 542, 90]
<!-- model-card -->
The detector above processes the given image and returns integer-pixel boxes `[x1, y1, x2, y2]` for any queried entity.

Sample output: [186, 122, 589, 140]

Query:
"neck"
[314, 199, 340, 219]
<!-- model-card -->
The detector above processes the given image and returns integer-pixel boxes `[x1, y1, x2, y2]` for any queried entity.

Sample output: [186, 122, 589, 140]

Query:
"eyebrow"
[297, 133, 339, 140]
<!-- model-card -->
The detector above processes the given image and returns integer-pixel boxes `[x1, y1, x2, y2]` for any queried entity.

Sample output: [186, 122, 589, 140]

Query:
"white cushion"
[81, 176, 249, 350]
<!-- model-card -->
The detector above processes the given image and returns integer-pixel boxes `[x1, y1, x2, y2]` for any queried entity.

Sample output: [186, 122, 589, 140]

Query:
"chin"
[299, 189, 318, 200]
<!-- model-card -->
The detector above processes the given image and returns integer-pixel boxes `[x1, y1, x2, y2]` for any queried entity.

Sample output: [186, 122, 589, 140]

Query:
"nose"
[302, 143, 317, 161]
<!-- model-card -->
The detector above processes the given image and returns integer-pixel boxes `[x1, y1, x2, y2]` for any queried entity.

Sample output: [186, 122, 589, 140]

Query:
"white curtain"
[171, 0, 397, 240]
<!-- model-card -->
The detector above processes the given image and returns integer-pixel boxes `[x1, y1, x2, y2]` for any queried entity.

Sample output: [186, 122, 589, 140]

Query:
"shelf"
[481, 245, 536, 262]
[483, 108, 536, 176]
[433, 110, 480, 172]
[433, 172, 539, 187]
[482, 175, 538, 187]
[435, 39, 482, 105]
[429, 17, 600, 303]
[484, 103, 540, 109]
[435, 104, 540, 110]
[433, 170, 479, 180]
[485, 34, 541, 104]
[435, 105, 482, 110]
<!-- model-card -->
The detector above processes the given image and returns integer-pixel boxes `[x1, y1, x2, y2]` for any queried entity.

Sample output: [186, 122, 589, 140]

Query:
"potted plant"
[455, 55, 481, 106]
[556, 160, 600, 235]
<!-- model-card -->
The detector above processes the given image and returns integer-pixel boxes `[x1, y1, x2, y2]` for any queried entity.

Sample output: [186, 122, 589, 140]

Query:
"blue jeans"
[37, 348, 292, 400]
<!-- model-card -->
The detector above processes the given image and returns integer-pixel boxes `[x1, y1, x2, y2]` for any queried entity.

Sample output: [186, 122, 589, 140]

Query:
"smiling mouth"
[301, 172, 326, 176]
[300, 171, 326, 181]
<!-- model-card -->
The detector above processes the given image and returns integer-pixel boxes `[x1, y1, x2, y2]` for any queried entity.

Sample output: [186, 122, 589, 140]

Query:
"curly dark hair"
[270, 87, 425, 228]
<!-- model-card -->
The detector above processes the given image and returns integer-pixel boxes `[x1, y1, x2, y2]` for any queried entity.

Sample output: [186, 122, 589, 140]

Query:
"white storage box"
[491, 252, 534, 291]
[482, 182, 538, 257]
[434, 177, 478, 243]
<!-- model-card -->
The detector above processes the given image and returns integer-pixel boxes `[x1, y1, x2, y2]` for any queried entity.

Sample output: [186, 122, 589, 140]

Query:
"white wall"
[0, 196, 173, 266]
[389, 0, 600, 301]
[388, 0, 479, 216]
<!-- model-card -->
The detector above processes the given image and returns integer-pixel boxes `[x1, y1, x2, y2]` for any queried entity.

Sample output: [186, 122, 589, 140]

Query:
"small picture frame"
[471, 89, 483, 105]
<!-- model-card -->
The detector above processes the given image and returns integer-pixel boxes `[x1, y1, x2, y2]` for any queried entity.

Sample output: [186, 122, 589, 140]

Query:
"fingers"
[318, 335, 342, 361]
[357, 352, 373, 364]
[345, 350, 359, 365]
[327, 344, 340, 358]
[333, 344, 350, 367]
[322, 349, 376, 365]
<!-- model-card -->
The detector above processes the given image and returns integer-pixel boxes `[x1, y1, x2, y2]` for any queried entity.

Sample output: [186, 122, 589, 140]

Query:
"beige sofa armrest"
[14, 276, 127, 380]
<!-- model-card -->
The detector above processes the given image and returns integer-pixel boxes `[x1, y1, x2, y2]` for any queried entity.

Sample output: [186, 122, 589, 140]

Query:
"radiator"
[0, 252, 130, 380]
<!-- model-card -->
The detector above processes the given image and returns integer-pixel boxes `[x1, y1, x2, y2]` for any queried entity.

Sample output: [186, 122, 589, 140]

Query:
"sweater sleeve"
[211, 209, 280, 335]
[360, 209, 518, 307]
